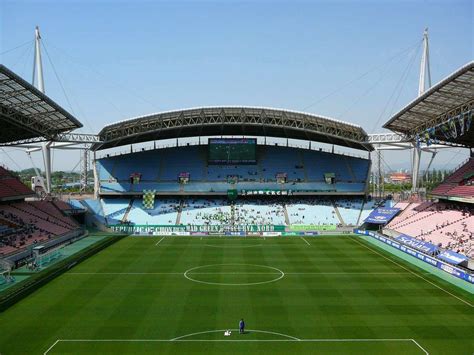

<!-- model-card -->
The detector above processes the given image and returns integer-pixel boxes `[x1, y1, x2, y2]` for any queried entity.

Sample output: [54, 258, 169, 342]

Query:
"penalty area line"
[300, 237, 310, 246]
[411, 339, 429, 355]
[155, 237, 165, 246]
[44, 338, 428, 354]
[43, 339, 60, 355]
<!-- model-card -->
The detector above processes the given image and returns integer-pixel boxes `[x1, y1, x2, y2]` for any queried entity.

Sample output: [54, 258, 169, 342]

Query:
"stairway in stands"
[283, 203, 290, 225]
[121, 199, 134, 224]
[332, 201, 346, 226]
[175, 200, 183, 225]
[356, 200, 365, 226]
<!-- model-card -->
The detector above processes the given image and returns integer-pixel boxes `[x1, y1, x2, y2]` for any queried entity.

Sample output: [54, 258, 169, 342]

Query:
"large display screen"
[208, 138, 257, 164]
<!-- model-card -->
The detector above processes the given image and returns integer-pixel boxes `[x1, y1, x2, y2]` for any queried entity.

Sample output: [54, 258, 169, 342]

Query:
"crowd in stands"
[386, 201, 473, 257]
[0, 201, 81, 257]
[100, 196, 375, 228]
[0, 209, 51, 256]
[234, 200, 286, 225]
[181, 199, 231, 226]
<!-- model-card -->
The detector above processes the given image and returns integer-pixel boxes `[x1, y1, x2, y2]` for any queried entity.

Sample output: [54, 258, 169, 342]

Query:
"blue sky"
[0, 0, 473, 172]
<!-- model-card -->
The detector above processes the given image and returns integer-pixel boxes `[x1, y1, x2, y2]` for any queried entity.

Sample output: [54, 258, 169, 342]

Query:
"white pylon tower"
[33, 26, 53, 195]
[412, 28, 432, 194]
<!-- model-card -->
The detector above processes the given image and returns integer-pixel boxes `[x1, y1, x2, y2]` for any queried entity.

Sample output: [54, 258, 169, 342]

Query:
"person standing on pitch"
[239, 319, 245, 334]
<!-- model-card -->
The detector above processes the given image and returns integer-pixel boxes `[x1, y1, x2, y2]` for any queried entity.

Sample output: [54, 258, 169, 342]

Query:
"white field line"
[155, 237, 165, 246]
[44, 339, 60, 355]
[300, 237, 311, 246]
[349, 237, 473, 308]
[411, 339, 429, 355]
[44, 338, 427, 354]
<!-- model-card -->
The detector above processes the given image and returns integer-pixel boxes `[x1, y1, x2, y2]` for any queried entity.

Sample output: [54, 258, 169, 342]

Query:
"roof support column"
[80, 148, 89, 194]
[93, 151, 99, 199]
[42, 142, 52, 194]
[411, 146, 421, 193]
[377, 149, 384, 199]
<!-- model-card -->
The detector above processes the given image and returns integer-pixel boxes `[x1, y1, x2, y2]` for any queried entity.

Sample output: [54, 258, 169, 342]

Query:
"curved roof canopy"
[93, 106, 372, 151]
[384, 61, 474, 147]
[0, 65, 82, 145]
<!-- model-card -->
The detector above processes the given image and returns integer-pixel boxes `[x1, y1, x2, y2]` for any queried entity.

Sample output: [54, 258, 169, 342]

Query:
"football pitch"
[0, 235, 473, 354]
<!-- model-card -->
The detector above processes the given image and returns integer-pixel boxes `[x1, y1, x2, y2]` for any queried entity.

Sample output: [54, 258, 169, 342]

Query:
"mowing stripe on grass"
[349, 236, 473, 308]
[204, 244, 263, 248]
[67, 271, 408, 276]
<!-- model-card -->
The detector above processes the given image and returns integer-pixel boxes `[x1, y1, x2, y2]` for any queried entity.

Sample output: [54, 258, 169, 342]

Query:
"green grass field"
[0, 236, 473, 354]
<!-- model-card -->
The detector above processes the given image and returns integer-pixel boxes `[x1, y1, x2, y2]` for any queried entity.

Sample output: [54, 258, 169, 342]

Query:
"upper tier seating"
[260, 146, 305, 181]
[97, 145, 370, 194]
[446, 185, 474, 198]
[431, 158, 474, 199]
[0, 167, 34, 199]
[207, 165, 259, 181]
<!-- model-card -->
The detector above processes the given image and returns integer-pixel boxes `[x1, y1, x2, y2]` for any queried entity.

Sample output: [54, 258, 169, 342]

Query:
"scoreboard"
[208, 138, 257, 164]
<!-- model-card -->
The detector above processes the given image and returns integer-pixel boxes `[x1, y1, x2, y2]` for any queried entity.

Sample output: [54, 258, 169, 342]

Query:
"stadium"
[0, 23, 473, 355]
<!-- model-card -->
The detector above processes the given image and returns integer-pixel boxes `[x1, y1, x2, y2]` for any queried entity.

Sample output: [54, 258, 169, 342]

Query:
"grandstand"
[431, 157, 473, 202]
[0, 166, 35, 201]
[75, 106, 380, 237]
[96, 144, 370, 195]
[85, 196, 376, 231]
[0, 64, 85, 260]
[80, 106, 378, 235]
[375, 61, 474, 261]
[385, 201, 473, 257]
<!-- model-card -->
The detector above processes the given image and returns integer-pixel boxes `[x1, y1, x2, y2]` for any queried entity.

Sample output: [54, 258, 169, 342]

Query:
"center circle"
[183, 263, 285, 286]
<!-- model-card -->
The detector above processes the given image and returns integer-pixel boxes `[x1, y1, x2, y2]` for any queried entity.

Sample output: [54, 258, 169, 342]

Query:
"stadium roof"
[384, 61, 474, 147]
[0, 65, 82, 145]
[93, 106, 373, 151]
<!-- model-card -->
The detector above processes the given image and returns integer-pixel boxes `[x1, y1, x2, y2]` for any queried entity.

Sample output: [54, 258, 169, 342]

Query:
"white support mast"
[418, 28, 432, 96]
[33, 26, 52, 194]
[34, 26, 45, 93]
[412, 28, 432, 194]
